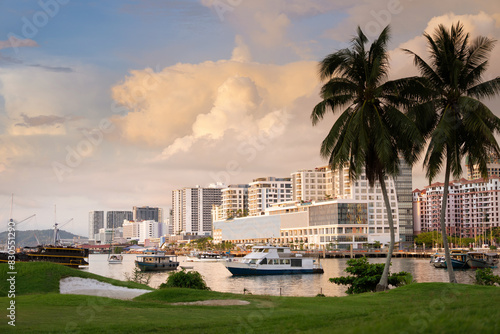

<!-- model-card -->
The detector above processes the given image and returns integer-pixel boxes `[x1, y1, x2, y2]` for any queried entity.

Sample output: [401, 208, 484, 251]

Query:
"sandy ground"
[59, 277, 250, 305]
[60, 277, 152, 300]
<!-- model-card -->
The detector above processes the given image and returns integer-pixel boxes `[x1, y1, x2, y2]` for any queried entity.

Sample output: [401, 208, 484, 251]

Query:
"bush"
[159, 270, 210, 290]
[475, 268, 500, 286]
[329, 257, 414, 294]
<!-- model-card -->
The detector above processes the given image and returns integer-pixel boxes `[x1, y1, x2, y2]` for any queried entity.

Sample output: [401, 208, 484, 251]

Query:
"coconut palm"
[404, 22, 500, 283]
[311, 26, 423, 291]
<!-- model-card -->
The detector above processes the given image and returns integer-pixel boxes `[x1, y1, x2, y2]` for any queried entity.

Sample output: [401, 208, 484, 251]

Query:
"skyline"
[1, 1, 500, 237]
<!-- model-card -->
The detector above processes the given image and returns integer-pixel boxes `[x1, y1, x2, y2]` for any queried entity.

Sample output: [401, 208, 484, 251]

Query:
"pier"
[294, 250, 500, 259]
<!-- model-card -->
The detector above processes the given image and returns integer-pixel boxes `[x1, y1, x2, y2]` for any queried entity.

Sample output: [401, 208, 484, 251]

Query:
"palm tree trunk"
[440, 157, 457, 283]
[376, 173, 395, 291]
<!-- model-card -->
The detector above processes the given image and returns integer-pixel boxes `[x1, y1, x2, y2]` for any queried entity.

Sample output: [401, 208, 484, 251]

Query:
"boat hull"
[225, 266, 322, 276]
[135, 261, 179, 272]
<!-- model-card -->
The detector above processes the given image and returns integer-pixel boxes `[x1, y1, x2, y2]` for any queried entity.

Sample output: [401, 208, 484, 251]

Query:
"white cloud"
[0, 36, 38, 50]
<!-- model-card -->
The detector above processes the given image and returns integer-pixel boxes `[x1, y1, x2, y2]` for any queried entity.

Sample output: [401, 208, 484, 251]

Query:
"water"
[82, 254, 500, 297]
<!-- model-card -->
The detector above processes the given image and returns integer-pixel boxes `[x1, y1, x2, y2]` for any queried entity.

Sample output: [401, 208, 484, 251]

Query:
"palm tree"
[311, 25, 423, 291]
[404, 22, 500, 283]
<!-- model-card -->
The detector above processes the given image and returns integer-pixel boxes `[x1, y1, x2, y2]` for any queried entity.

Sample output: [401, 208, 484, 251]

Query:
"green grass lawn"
[1, 263, 499, 333]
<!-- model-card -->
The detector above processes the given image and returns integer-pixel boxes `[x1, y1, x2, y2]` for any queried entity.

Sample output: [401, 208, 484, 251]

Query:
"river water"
[82, 254, 500, 297]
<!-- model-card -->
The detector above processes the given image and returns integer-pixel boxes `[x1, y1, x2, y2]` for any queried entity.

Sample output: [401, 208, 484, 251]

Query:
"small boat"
[223, 245, 323, 276]
[180, 265, 194, 270]
[135, 251, 179, 272]
[186, 252, 228, 262]
[107, 254, 123, 264]
[431, 255, 447, 268]
[466, 252, 498, 269]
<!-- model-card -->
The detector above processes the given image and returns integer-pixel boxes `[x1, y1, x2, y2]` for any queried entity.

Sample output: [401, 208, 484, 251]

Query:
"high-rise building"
[88, 211, 104, 241]
[290, 160, 413, 247]
[291, 167, 330, 202]
[219, 184, 249, 220]
[248, 177, 292, 216]
[106, 211, 133, 229]
[413, 176, 500, 240]
[466, 153, 500, 180]
[172, 184, 224, 235]
[133, 206, 162, 223]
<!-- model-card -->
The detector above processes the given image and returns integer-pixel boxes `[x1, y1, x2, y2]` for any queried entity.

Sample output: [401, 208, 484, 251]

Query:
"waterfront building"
[106, 211, 132, 229]
[413, 176, 500, 239]
[88, 211, 104, 241]
[171, 184, 224, 236]
[213, 199, 376, 249]
[248, 177, 292, 216]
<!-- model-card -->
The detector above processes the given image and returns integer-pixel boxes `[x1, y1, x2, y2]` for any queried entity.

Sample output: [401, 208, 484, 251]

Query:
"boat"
[431, 255, 446, 268]
[466, 252, 498, 269]
[223, 245, 324, 276]
[107, 254, 123, 264]
[107, 221, 123, 264]
[0, 213, 89, 269]
[186, 251, 228, 262]
[135, 251, 179, 272]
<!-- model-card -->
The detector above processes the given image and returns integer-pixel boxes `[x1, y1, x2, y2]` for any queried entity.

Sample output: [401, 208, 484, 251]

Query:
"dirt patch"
[171, 299, 250, 306]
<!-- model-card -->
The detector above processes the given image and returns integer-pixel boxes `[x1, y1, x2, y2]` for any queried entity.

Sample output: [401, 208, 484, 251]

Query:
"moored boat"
[186, 252, 228, 262]
[223, 245, 323, 276]
[107, 254, 123, 264]
[466, 252, 498, 269]
[135, 251, 179, 272]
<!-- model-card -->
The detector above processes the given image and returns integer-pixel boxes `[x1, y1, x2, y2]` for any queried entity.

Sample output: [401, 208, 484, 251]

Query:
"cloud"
[15, 113, 68, 128]
[0, 36, 38, 50]
[28, 64, 74, 73]
[111, 41, 319, 149]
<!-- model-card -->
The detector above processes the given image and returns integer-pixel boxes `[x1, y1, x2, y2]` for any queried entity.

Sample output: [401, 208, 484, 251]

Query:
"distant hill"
[0, 229, 86, 247]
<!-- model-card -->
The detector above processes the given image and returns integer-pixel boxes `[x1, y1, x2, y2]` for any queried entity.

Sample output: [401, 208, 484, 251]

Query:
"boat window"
[277, 248, 284, 253]
[291, 259, 302, 267]
[263, 249, 269, 253]
[273, 259, 279, 265]
[249, 259, 257, 264]
[280, 259, 285, 265]
[284, 259, 290, 265]
[260, 258, 267, 265]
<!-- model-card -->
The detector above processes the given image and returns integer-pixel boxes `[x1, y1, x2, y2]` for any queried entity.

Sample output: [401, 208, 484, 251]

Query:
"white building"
[248, 177, 292, 216]
[122, 220, 166, 243]
[172, 183, 224, 236]
[291, 167, 331, 202]
[214, 199, 377, 249]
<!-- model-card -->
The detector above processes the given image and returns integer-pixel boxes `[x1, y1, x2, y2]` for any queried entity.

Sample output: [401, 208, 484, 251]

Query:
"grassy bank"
[0, 262, 152, 296]
[1, 263, 499, 333]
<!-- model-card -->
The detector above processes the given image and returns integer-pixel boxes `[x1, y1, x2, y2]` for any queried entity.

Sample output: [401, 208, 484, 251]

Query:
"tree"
[404, 22, 500, 283]
[330, 257, 413, 294]
[311, 26, 423, 291]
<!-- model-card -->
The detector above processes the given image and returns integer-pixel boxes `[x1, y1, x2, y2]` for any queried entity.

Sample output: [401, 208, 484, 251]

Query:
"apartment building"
[413, 176, 500, 239]
[172, 184, 224, 236]
[248, 177, 292, 216]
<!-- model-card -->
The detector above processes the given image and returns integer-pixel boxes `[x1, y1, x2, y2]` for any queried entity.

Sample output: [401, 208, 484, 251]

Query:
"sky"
[1, 0, 500, 237]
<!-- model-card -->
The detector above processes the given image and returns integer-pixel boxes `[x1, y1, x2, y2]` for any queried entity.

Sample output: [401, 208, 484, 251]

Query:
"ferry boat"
[135, 251, 179, 272]
[223, 245, 324, 276]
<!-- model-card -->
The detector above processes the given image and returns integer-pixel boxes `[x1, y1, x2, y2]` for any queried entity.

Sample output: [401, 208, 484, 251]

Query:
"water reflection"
[83, 254, 499, 297]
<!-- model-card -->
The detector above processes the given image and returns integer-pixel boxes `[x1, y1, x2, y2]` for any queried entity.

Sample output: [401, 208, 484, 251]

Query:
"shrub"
[159, 270, 210, 290]
[475, 268, 500, 286]
[125, 267, 152, 286]
[329, 257, 414, 294]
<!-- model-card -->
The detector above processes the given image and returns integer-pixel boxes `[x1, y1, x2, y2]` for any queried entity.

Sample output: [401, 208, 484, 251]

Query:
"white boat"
[186, 252, 228, 262]
[223, 245, 323, 276]
[107, 254, 123, 264]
